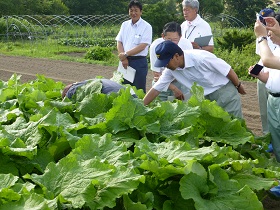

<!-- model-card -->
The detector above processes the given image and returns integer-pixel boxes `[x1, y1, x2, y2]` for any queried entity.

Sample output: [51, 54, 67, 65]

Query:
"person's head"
[182, 0, 199, 21]
[268, 13, 280, 45]
[154, 40, 184, 70]
[259, 8, 275, 18]
[128, 0, 142, 23]
[161, 22, 182, 45]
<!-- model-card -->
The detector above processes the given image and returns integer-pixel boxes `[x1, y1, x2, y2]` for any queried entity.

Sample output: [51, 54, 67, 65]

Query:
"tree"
[223, 0, 273, 26]
[142, 1, 182, 37]
[61, 0, 127, 15]
[175, 0, 224, 19]
[0, 0, 25, 15]
[0, 0, 69, 16]
[199, 0, 224, 18]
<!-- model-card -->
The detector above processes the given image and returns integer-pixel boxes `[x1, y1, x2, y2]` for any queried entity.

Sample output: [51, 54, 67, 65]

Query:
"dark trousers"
[124, 57, 148, 93]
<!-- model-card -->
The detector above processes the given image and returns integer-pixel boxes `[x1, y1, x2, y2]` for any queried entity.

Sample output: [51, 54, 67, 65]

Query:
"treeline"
[0, 0, 275, 26]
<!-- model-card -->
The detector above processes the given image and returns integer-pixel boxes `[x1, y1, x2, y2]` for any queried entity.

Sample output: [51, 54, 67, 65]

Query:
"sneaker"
[266, 143, 273, 153]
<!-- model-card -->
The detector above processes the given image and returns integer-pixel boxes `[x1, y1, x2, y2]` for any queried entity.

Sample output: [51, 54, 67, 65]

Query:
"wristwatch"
[235, 82, 241, 89]
[124, 52, 128, 57]
[258, 36, 267, 43]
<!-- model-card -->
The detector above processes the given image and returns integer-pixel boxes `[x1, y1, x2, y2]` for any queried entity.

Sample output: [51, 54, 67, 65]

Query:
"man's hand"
[153, 71, 162, 82]
[254, 20, 267, 38]
[169, 84, 184, 100]
[121, 58, 128, 69]
[191, 41, 201, 49]
[237, 83, 246, 95]
[118, 52, 127, 61]
[264, 17, 280, 37]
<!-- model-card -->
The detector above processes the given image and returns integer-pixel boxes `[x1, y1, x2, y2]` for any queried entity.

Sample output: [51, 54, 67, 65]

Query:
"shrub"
[85, 46, 113, 61]
[214, 42, 260, 80]
[142, 2, 183, 38]
[215, 28, 255, 51]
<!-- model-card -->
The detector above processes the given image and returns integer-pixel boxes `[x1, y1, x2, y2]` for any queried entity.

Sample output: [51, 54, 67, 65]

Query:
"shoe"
[270, 185, 280, 198]
[266, 143, 273, 153]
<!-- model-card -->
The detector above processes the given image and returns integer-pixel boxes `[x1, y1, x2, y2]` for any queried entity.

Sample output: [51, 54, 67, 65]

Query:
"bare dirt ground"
[0, 54, 279, 209]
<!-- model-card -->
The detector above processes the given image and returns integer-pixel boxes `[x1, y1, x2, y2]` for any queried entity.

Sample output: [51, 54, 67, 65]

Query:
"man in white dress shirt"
[144, 41, 246, 119]
[181, 0, 214, 52]
[252, 18, 280, 162]
[116, 0, 152, 93]
[255, 8, 276, 135]
[150, 22, 193, 101]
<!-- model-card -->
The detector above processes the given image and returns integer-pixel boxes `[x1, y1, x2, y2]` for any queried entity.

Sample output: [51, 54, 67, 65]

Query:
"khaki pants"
[267, 95, 280, 162]
[205, 81, 243, 118]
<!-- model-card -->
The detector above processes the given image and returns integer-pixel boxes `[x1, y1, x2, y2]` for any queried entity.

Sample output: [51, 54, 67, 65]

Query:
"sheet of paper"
[193, 35, 212, 47]
[117, 61, 136, 83]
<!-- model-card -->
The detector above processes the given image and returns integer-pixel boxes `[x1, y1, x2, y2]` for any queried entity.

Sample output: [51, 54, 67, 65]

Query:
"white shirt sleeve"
[152, 69, 175, 91]
[150, 38, 164, 72]
[178, 37, 193, 50]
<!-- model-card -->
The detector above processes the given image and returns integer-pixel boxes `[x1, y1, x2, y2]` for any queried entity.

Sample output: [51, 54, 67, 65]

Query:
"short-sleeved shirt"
[265, 48, 280, 93]
[181, 14, 214, 45]
[152, 50, 231, 95]
[150, 37, 193, 73]
[255, 37, 277, 55]
[115, 17, 152, 56]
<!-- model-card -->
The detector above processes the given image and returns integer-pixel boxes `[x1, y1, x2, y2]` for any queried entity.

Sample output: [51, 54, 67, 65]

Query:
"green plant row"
[0, 74, 279, 209]
[57, 37, 116, 48]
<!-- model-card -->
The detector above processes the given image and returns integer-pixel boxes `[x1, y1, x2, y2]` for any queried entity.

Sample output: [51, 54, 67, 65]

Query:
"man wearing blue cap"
[143, 40, 246, 118]
[255, 8, 276, 135]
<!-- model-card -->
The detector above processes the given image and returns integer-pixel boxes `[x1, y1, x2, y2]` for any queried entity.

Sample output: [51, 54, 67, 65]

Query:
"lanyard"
[185, 26, 196, 39]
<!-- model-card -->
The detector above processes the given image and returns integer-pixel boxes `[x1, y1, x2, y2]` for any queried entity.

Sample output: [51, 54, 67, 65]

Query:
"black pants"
[124, 57, 148, 93]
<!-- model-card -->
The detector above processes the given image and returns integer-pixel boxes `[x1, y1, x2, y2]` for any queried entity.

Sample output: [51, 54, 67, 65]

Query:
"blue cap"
[259, 8, 275, 17]
[154, 40, 183, 67]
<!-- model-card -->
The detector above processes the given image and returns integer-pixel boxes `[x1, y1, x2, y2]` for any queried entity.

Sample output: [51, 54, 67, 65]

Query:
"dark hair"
[275, 13, 280, 24]
[128, 0, 142, 11]
[162, 22, 182, 37]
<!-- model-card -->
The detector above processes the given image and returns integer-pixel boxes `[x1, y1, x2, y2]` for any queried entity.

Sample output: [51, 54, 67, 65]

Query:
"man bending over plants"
[143, 40, 246, 119]
[62, 78, 137, 100]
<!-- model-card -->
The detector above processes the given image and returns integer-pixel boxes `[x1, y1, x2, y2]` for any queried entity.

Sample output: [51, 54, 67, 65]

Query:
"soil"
[0, 54, 279, 209]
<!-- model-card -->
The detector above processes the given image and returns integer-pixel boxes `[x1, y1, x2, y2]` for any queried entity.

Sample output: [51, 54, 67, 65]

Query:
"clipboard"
[194, 35, 212, 47]
[117, 61, 136, 83]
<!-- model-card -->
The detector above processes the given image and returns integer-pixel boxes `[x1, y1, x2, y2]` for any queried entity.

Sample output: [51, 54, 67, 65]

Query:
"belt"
[127, 56, 146, 60]
[269, 92, 280, 97]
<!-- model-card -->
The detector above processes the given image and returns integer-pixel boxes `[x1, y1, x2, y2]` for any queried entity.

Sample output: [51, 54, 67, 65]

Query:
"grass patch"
[0, 39, 119, 66]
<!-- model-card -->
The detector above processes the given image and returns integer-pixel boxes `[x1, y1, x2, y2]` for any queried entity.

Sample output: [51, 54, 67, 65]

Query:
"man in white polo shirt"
[181, 0, 214, 52]
[116, 0, 152, 93]
[252, 17, 280, 162]
[150, 21, 193, 101]
[143, 40, 246, 118]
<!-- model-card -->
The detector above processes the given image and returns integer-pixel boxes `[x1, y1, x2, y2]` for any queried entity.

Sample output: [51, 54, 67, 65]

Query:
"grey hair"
[182, 0, 199, 10]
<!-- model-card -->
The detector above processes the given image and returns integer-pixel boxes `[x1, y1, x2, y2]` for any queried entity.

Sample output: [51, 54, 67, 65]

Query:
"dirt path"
[0, 54, 262, 136]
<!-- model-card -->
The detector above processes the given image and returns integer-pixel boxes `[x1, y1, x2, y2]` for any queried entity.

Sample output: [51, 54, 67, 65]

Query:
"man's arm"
[118, 43, 148, 61]
[192, 42, 214, 52]
[168, 83, 184, 100]
[254, 20, 280, 69]
[226, 69, 246, 94]
[143, 88, 160, 105]
[201, 45, 214, 53]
